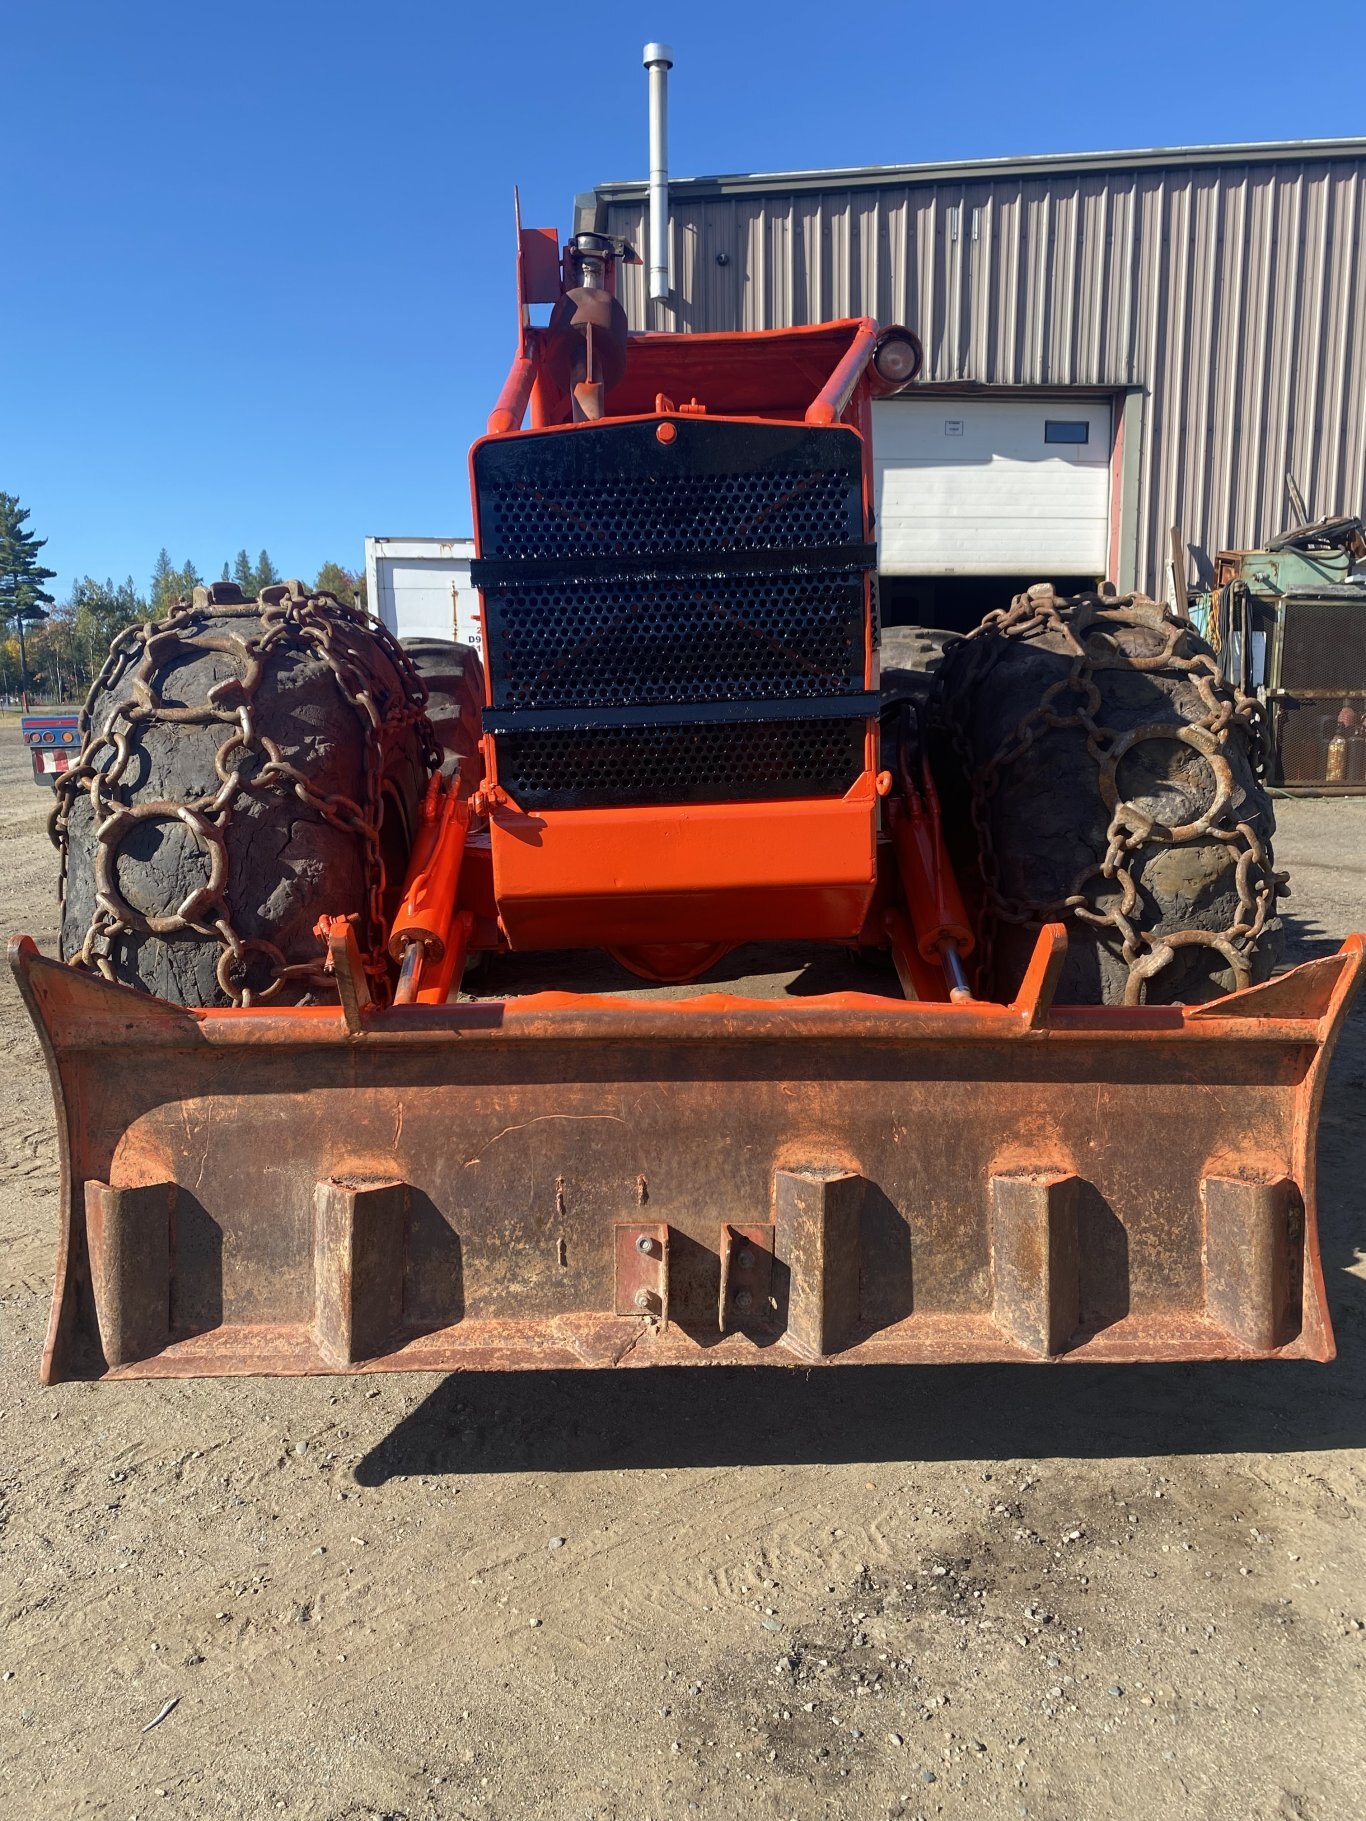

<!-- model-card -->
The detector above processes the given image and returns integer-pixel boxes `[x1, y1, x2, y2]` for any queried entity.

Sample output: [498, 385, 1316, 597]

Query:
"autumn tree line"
[1, 493, 366, 705]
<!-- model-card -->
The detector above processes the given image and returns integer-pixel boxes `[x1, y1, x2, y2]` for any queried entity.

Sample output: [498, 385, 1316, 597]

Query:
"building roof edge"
[590, 137, 1366, 203]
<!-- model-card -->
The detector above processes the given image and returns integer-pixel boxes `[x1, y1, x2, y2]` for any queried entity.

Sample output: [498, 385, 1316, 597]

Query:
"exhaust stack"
[643, 42, 673, 303]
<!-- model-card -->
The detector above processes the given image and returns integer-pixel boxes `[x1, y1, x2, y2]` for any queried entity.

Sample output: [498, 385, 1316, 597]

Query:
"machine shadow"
[357, 994, 1366, 1484]
[355, 1331, 1366, 1484]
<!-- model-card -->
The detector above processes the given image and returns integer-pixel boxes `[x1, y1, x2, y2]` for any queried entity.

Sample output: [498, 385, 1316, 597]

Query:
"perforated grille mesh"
[1275, 699, 1366, 784]
[1280, 601, 1366, 692]
[486, 573, 865, 710]
[479, 469, 855, 559]
[495, 718, 867, 809]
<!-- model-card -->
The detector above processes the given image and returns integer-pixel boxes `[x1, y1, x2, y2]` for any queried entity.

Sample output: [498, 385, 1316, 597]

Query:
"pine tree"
[150, 548, 177, 612]
[253, 549, 280, 595]
[233, 549, 254, 597]
[68, 576, 149, 688]
[220, 561, 232, 584]
[0, 493, 58, 706]
[149, 551, 201, 616]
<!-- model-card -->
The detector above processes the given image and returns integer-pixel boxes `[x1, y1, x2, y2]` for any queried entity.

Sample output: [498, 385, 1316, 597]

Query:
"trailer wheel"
[937, 586, 1283, 1006]
[398, 637, 485, 791]
[53, 582, 437, 1007]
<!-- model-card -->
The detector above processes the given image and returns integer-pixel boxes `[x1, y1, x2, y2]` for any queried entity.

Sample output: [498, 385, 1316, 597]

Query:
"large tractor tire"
[878, 623, 956, 706]
[398, 636, 485, 790]
[937, 585, 1283, 1006]
[878, 623, 957, 777]
[53, 581, 436, 1008]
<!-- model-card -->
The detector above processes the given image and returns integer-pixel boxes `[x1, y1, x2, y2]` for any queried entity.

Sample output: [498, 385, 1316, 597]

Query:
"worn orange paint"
[486, 781, 880, 951]
[11, 933, 1363, 1382]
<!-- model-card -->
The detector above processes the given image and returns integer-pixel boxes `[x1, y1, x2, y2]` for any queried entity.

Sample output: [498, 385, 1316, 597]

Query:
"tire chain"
[51, 580, 440, 1006]
[937, 584, 1283, 1006]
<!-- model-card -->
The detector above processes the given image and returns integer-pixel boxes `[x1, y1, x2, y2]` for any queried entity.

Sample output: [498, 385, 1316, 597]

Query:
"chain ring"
[936, 585, 1283, 1005]
[52, 581, 439, 1007]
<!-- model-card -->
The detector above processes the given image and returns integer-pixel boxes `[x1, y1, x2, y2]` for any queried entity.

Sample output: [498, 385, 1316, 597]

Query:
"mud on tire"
[54, 581, 436, 1008]
[937, 586, 1283, 1006]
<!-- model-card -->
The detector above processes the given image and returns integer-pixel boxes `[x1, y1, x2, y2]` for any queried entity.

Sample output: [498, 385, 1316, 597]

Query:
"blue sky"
[7, 0, 1361, 602]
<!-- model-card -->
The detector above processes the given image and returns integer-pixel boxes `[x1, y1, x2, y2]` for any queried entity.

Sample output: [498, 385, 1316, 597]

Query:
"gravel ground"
[1, 721, 1364, 1821]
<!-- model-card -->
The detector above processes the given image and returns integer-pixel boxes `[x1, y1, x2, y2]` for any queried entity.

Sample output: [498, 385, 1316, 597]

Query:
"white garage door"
[873, 396, 1112, 576]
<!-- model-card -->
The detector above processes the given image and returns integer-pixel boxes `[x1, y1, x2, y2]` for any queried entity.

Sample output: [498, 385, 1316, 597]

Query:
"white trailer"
[364, 536, 480, 652]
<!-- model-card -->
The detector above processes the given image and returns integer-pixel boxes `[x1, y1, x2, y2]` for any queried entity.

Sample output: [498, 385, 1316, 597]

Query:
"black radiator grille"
[484, 571, 866, 710]
[479, 468, 856, 559]
[473, 419, 872, 808]
[494, 717, 867, 810]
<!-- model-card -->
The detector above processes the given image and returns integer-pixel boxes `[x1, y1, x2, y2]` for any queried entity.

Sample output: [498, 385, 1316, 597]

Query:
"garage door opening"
[871, 393, 1115, 636]
[879, 573, 1101, 636]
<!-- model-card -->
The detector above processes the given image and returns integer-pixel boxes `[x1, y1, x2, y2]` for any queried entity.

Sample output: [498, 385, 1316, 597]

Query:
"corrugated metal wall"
[597, 154, 1366, 596]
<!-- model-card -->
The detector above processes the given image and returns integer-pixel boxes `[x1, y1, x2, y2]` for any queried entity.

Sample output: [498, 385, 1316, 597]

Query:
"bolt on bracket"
[614, 1221, 671, 1326]
[718, 1222, 776, 1333]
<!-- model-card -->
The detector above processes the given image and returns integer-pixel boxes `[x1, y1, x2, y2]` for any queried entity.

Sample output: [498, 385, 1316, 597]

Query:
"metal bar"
[487, 354, 537, 436]
[805, 321, 880, 425]
[643, 44, 673, 304]
[940, 941, 972, 1002]
[12, 931, 1362, 1049]
[392, 943, 423, 1006]
[319, 916, 373, 1035]
[1271, 784, 1366, 797]
[482, 695, 880, 733]
[470, 545, 879, 586]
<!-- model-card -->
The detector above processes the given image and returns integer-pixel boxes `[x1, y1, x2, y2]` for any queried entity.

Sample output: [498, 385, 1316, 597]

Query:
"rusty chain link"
[51, 581, 439, 1006]
[938, 584, 1283, 1005]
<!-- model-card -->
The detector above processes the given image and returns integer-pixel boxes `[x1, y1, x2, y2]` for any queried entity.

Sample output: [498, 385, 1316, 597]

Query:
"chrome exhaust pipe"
[643, 42, 673, 304]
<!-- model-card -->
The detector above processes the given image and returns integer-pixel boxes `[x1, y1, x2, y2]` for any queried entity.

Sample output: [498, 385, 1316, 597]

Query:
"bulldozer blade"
[11, 930, 1362, 1383]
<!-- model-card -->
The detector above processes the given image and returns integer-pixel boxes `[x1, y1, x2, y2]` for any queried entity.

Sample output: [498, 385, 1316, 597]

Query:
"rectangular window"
[1044, 419, 1089, 445]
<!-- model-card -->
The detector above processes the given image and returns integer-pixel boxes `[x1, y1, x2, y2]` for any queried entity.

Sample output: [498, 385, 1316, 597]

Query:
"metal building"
[577, 139, 1366, 625]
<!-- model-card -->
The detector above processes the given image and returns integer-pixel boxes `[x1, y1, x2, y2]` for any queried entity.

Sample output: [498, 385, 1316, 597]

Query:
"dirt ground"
[2, 722, 1365, 1821]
